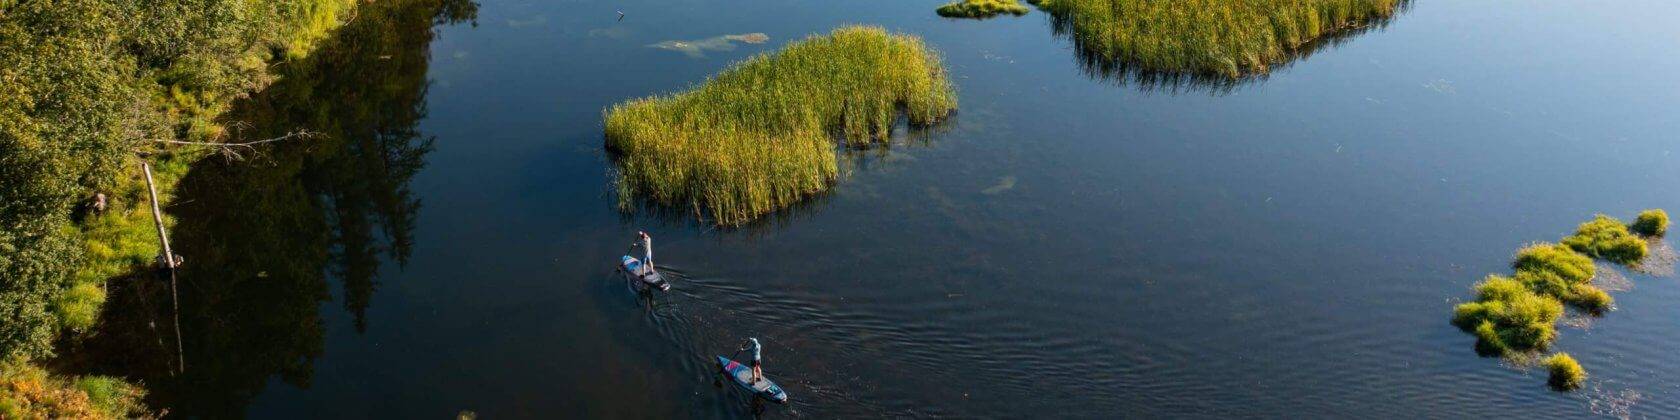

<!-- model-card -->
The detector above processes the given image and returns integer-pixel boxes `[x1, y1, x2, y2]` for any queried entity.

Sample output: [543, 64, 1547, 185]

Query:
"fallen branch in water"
[152, 129, 318, 160]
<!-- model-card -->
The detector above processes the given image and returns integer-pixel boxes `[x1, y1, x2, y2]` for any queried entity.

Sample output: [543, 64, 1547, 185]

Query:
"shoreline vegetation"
[1450, 210, 1668, 391]
[1028, 0, 1406, 82]
[604, 26, 956, 226]
[2, 0, 370, 416]
[936, 0, 1030, 19]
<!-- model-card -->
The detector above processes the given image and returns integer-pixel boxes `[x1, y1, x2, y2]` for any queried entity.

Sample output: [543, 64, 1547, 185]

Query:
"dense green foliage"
[605, 26, 957, 226]
[1561, 215, 1647, 265]
[0, 0, 355, 361]
[937, 0, 1030, 19]
[49, 1, 472, 415]
[1544, 353, 1586, 391]
[1632, 209, 1669, 237]
[1032, 0, 1405, 78]
[1, 360, 149, 418]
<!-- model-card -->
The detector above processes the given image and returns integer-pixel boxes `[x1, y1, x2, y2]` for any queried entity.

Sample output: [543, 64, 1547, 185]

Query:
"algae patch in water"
[606, 26, 956, 226]
[647, 33, 771, 58]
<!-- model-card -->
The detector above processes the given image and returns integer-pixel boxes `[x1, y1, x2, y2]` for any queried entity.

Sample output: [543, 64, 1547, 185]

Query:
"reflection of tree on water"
[54, 0, 476, 417]
[1047, 1, 1410, 94]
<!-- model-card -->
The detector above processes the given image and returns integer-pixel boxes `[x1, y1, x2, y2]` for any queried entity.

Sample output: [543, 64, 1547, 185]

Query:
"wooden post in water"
[142, 162, 185, 375]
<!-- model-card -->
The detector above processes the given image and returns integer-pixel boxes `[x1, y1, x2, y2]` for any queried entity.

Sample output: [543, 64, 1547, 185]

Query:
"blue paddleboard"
[621, 255, 670, 291]
[717, 356, 788, 404]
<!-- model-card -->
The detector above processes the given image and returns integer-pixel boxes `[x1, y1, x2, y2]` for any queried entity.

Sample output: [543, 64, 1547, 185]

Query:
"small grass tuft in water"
[604, 26, 956, 226]
[1544, 352, 1586, 391]
[1032, 0, 1405, 78]
[1561, 215, 1647, 265]
[1632, 209, 1669, 237]
[937, 0, 1030, 19]
[1452, 275, 1562, 354]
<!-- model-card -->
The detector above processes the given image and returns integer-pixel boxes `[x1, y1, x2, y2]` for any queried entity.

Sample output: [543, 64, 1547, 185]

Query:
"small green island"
[605, 26, 957, 226]
[1028, 0, 1406, 78]
[1450, 210, 1668, 391]
[936, 0, 1030, 19]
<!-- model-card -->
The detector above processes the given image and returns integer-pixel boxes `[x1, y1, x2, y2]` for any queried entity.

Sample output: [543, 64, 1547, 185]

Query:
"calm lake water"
[75, 0, 1680, 417]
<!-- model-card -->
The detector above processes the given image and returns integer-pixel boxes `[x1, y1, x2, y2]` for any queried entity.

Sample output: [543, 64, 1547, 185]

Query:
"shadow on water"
[49, 0, 477, 417]
[1046, 1, 1413, 94]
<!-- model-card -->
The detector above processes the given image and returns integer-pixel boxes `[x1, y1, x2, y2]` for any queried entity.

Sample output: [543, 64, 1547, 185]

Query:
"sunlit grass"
[1032, 0, 1405, 78]
[1511, 242, 1595, 285]
[1562, 215, 1647, 265]
[1451, 212, 1671, 389]
[937, 0, 1030, 19]
[1632, 209, 1669, 237]
[1452, 275, 1562, 354]
[605, 26, 957, 225]
[1544, 352, 1586, 391]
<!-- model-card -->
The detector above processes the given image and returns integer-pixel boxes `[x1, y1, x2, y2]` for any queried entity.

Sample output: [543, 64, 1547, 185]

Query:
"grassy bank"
[604, 26, 956, 226]
[1, 360, 150, 418]
[2, 0, 355, 358]
[1450, 210, 1667, 390]
[1031, 0, 1405, 78]
[937, 0, 1029, 19]
[2, 0, 362, 416]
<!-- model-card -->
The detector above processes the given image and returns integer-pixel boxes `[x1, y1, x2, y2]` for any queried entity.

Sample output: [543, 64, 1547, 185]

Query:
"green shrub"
[1562, 215, 1648, 265]
[605, 26, 957, 226]
[1032, 0, 1405, 77]
[74, 376, 146, 418]
[1511, 243, 1595, 284]
[52, 283, 106, 332]
[1544, 352, 1586, 391]
[937, 0, 1030, 18]
[1632, 209, 1669, 237]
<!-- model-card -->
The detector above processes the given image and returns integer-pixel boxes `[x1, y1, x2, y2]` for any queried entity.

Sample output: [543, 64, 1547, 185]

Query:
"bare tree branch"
[151, 130, 318, 161]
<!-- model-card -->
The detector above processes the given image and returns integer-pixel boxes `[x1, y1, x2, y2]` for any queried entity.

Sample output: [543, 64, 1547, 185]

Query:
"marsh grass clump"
[1632, 209, 1669, 237]
[1452, 276, 1562, 354]
[937, 0, 1030, 19]
[1562, 215, 1648, 265]
[1033, 0, 1406, 78]
[1512, 242, 1596, 284]
[605, 26, 957, 225]
[1544, 353, 1586, 391]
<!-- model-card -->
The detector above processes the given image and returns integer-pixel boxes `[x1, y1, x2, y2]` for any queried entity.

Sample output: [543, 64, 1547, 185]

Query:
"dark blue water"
[78, 0, 1680, 417]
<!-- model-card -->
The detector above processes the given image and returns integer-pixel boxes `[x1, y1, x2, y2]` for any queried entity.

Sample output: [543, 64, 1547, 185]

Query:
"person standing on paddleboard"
[634, 231, 654, 276]
[745, 337, 764, 382]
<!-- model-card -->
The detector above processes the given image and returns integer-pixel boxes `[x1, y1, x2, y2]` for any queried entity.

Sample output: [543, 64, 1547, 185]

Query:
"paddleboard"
[717, 356, 788, 404]
[621, 255, 670, 291]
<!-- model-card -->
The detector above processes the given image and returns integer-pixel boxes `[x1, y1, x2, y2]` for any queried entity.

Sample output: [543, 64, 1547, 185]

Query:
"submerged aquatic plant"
[647, 33, 771, 58]
[936, 0, 1030, 19]
[1033, 0, 1406, 79]
[1561, 215, 1647, 265]
[605, 26, 956, 225]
